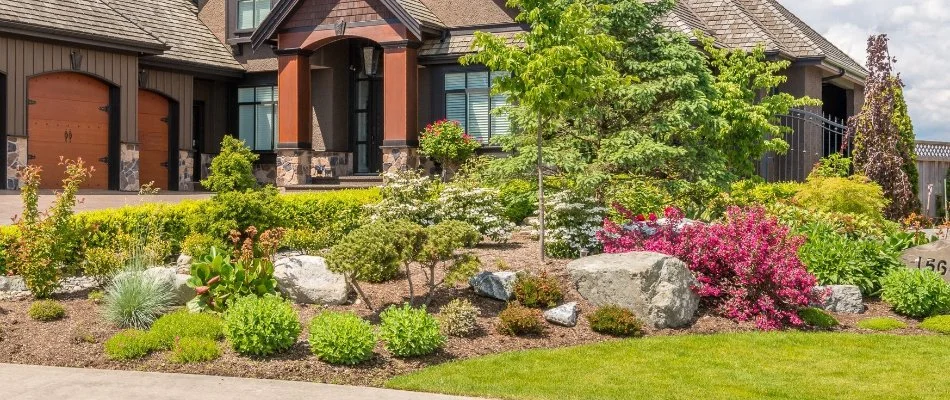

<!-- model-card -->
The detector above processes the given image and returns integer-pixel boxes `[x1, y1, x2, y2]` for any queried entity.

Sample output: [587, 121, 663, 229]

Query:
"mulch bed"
[0, 232, 937, 387]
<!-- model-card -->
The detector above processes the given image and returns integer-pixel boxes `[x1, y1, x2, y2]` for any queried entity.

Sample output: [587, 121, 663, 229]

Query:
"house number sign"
[900, 239, 950, 283]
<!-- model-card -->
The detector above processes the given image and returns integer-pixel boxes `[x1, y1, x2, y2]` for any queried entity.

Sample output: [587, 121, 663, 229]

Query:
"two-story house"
[0, 0, 867, 190]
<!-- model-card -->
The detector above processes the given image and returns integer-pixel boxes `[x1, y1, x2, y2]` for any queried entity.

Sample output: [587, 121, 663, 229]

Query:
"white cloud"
[778, 0, 950, 141]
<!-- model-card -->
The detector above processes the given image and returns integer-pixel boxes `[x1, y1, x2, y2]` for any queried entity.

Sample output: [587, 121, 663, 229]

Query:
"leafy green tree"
[700, 37, 821, 179]
[462, 0, 621, 259]
[202, 136, 259, 193]
[892, 80, 919, 209]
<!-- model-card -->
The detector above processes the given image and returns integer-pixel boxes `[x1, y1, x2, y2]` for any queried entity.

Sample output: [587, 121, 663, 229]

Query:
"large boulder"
[142, 267, 193, 306]
[812, 285, 864, 314]
[900, 239, 950, 283]
[567, 252, 699, 329]
[469, 271, 521, 301]
[273, 255, 350, 305]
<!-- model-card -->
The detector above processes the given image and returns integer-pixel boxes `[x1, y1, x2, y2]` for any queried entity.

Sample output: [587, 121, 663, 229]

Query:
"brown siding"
[141, 68, 195, 151]
[283, 0, 395, 29]
[194, 78, 231, 153]
[0, 36, 139, 142]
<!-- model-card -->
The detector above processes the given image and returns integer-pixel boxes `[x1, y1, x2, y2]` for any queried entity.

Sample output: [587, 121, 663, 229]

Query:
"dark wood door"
[138, 90, 171, 190]
[28, 72, 110, 189]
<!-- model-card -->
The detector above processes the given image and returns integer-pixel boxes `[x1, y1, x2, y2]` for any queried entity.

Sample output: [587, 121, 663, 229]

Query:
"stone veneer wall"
[178, 150, 195, 191]
[276, 149, 312, 186]
[119, 143, 140, 192]
[381, 146, 420, 174]
[253, 163, 276, 185]
[311, 152, 352, 178]
[6, 136, 27, 189]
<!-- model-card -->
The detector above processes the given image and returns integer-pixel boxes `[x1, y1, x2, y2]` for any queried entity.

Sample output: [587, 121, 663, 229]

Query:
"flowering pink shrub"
[598, 205, 818, 330]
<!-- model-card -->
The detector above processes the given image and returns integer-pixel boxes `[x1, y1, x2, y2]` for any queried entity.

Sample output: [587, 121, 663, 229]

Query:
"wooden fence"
[916, 140, 950, 218]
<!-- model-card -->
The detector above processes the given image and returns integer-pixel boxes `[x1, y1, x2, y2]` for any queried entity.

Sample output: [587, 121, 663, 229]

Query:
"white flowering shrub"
[542, 190, 607, 258]
[436, 185, 514, 242]
[367, 169, 439, 225]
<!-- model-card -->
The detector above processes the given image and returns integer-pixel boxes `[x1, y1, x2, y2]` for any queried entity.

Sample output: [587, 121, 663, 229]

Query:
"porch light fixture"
[362, 46, 381, 77]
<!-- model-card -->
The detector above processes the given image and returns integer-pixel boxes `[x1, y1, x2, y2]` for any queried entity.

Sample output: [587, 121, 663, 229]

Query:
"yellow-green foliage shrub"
[793, 176, 888, 221]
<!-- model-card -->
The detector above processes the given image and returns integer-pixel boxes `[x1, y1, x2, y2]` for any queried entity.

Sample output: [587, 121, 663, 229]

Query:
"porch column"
[381, 41, 420, 172]
[275, 49, 313, 186]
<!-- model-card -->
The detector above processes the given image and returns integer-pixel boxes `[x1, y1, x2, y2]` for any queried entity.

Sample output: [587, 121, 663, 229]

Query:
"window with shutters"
[237, 86, 278, 151]
[444, 71, 510, 145]
[235, 0, 272, 31]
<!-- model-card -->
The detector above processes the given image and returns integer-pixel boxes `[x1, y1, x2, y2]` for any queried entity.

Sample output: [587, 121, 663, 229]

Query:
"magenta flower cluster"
[598, 205, 818, 330]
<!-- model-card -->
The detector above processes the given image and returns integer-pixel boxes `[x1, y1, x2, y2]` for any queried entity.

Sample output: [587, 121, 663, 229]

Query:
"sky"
[778, 0, 949, 141]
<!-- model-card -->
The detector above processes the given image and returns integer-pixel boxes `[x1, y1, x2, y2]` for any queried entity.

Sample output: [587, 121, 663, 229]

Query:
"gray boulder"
[143, 267, 193, 305]
[469, 271, 521, 301]
[813, 285, 864, 314]
[0, 275, 27, 292]
[567, 252, 699, 329]
[544, 302, 579, 327]
[273, 255, 350, 305]
[176, 254, 193, 274]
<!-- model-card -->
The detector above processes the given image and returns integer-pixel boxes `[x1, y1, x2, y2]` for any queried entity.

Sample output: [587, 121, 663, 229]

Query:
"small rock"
[176, 254, 192, 273]
[273, 255, 350, 305]
[544, 302, 579, 327]
[469, 271, 521, 301]
[0, 275, 27, 292]
[567, 252, 699, 329]
[813, 285, 864, 314]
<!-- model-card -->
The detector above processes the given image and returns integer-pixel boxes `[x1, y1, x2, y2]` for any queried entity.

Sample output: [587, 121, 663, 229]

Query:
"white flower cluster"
[367, 170, 439, 225]
[539, 190, 606, 257]
[436, 185, 514, 242]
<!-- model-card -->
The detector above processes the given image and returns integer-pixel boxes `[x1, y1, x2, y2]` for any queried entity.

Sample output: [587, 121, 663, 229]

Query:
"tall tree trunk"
[537, 114, 546, 262]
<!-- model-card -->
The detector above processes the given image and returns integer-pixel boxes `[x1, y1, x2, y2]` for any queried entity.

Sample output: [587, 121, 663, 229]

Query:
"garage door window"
[238, 86, 277, 151]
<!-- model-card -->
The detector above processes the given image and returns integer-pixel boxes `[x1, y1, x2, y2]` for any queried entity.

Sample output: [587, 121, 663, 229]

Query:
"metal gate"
[757, 108, 850, 182]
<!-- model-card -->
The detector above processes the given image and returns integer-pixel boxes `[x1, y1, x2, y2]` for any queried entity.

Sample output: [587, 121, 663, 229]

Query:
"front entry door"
[351, 48, 383, 174]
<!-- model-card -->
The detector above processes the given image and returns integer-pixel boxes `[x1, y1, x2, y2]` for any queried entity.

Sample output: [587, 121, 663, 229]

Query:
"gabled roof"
[103, 0, 243, 73]
[0, 0, 167, 54]
[251, 0, 444, 50]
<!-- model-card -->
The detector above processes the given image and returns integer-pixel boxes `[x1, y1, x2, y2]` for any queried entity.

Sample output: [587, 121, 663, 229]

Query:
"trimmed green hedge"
[1, 188, 379, 273]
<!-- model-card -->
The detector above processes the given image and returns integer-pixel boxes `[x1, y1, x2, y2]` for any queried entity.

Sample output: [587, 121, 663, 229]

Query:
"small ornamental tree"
[848, 34, 917, 219]
[598, 206, 818, 330]
[419, 120, 480, 181]
[202, 136, 259, 193]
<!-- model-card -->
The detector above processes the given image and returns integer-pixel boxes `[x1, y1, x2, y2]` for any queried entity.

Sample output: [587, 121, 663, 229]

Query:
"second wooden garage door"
[28, 72, 110, 189]
[138, 90, 171, 190]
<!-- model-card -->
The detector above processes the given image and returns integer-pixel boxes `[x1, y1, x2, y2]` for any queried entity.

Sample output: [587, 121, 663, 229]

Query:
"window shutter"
[445, 73, 466, 91]
[468, 92, 490, 143]
[446, 92, 467, 129]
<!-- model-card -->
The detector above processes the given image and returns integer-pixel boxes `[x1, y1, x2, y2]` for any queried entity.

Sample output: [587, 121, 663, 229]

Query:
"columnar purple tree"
[847, 34, 916, 219]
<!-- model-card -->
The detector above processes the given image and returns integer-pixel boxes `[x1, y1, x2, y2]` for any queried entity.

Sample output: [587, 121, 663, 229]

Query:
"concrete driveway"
[0, 190, 212, 225]
[0, 363, 484, 400]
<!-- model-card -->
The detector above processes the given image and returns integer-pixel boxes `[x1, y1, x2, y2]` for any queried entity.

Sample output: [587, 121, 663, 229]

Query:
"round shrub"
[223, 295, 301, 357]
[437, 298, 480, 337]
[379, 304, 445, 358]
[327, 221, 405, 283]
[169, 337, 222, 364]
[514, 273, 564, 309]
[104, 329, 158, 360]
[81, 247, 123, 286]
[920, 315, 950, 335]
[150, 310, 225, 349]
[498, 179, 536, 223]
[104, 270, 174, 329]
[857, 317, 908, 331]
[587, 305, 643, 337]
[308, 311, 376, 365]
[881, 268, 950, 318]
[28, 300, 66, 322]
[496, 303, 544, 336]
[797, 307, 839, 329]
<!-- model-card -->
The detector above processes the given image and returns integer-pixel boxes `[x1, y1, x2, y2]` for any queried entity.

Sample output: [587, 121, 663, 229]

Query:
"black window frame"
[430, 65, 510, 146]
[228, 0, 275, 40]
[236, 85, 278, 152]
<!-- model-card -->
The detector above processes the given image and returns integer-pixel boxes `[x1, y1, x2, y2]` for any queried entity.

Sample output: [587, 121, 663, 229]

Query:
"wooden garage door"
[28, 72, 110, 189]
[138, 90, 170, 190]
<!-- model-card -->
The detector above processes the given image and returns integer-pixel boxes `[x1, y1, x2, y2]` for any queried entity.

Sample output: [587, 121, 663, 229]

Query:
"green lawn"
[387, 333, 950, 400]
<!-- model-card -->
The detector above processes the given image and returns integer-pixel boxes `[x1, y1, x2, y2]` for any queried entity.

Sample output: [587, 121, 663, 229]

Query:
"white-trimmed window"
[238, 86, 278, 151]
[445, 71, 510, 144]
[237, 0, 272, 30]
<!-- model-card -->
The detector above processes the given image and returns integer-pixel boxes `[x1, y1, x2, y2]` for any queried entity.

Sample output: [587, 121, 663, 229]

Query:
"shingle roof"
[397, 0, 444, 29]
[0, 0, 166, 52]
[416, 0, 517, 28]
[419, 30, 522, 57]
[103, 0, 243, 71]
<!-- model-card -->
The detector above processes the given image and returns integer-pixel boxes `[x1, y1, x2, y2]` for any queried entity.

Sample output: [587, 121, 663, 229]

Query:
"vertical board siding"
[141, 68, 195, 150]
[0, 36, 139, 142]
[917, 160, 950, 217]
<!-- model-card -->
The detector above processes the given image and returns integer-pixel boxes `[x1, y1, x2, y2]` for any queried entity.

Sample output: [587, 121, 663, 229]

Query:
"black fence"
[757, 108, 850, 182]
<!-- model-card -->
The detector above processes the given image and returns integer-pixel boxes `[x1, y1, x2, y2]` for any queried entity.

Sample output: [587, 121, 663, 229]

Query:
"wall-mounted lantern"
[361, 46, 381, 77]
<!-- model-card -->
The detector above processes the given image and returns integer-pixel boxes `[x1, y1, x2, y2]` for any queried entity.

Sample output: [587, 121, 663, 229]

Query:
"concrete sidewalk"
[0, 363, 484, 400]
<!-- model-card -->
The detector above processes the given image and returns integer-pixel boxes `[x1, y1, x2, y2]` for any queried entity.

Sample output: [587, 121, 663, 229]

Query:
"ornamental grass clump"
[587, 305, 643, 337]
[223, 295, 301, 357]
[881, 269, 950, 318]
[437, 298, 480, 337]
[104, 270, 174, 329]
[28, 300, 66, 322]
[379, 304, 445, 358]
[496, 303, 544, 336]
[599, 206, 818, 330]
[857, 317, 907, 331]
[308, 311, 376, 365]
